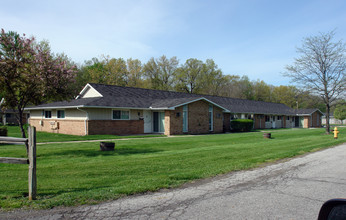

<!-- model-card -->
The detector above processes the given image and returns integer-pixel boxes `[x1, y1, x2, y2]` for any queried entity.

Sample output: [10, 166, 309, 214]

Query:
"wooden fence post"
[28, 126, 37, 200]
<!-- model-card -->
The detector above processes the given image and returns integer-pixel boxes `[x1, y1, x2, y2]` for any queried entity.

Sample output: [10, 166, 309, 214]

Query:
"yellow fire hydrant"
[333, 127, 339, 139]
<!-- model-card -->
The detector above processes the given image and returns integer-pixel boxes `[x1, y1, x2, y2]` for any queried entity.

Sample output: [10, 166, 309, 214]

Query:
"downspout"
[77, 107, 89, 135]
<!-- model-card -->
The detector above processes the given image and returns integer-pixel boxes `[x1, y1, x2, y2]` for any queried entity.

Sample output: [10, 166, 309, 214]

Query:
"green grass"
[0, 128, 345, 210]
[5, 126, 165, 143]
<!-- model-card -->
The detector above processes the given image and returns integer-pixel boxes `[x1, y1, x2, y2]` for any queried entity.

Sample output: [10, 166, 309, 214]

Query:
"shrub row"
[231, 119, 253, 132]
[0, 126, 8, 136]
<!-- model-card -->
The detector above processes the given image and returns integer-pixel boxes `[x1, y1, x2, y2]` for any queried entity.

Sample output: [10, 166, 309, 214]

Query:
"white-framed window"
[44, 110, 52, 119]
[287, 116, 290, 120]
[112, 110, 130, 120]
[183, 105, 188, 132]
[57, 110, 65, 119]
[209, 104, 213, 131]
[277, 116, 282, 120]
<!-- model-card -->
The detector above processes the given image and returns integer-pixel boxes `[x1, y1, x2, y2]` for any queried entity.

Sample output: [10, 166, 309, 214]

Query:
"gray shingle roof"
[26, 83, 321, 116]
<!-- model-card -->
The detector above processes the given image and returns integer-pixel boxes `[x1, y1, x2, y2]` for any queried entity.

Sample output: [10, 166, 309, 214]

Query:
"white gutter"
[77, 107, 89, 136]
[25, 105, 153, 110]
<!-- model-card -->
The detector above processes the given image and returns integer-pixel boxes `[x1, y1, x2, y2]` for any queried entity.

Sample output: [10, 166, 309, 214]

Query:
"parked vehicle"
[318, 199, 346, 220]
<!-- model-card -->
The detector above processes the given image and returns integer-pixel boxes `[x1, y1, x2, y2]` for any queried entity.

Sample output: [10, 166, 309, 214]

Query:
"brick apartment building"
[26, 83, 323, 136]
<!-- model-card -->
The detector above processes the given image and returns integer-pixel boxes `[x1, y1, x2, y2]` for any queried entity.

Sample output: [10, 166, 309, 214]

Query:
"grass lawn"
[0, 127, 345, 210]
[5, 126, 165, 142]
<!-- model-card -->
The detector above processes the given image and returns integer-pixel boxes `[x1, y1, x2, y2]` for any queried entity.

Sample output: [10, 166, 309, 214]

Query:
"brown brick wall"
[311, 111, 322, 127]
[187, 101, 210, 134]
[164, 108, 183, 135]
[30, 119, 86, 135]
[223, 113, 231, 132]
[282, 116, 286, 128]
[213, 106, 223, 133]
[254, 114, 265, 129]
[87, 120, 144, 135]
[164, 100, 224, 135]
[303, 116, 309, 128]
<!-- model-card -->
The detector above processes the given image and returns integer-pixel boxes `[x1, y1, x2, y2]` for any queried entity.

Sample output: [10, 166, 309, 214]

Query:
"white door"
[143, 110, 152, 133]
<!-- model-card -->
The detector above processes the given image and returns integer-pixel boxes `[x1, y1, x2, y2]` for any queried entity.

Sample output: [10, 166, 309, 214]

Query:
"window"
[57, 110, 65, 119]
[209, 105, 213, 131]
[265, 115, 270, 122]
[277, 116, 282, 120]
[183, 105, 188, 132]
[44, 111, 52, 118]
[287, 116, 290, 120]
[112, 110, 130, 120]
[5, 113, 12, 118]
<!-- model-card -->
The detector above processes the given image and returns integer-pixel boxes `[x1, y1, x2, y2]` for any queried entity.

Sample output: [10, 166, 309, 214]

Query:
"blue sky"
[1, 0, 345, 86]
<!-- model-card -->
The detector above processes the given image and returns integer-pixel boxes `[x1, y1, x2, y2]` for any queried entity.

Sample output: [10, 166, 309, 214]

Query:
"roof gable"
[294, 108, 324, 116]
[76, 84, 103, 99]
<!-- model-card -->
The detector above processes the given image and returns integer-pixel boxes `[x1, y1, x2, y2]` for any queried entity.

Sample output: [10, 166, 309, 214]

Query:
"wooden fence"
[0, 126, 37, 200]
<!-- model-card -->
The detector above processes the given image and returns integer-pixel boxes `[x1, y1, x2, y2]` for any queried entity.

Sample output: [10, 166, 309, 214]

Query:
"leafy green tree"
[201, 59, 224, 96]
[272, 85, 299, 108]
[104, 56, 127, 86]
[333, 103, 346, 124]
[126, 58, 143, 87]
[252, 80, 272, 102]
[238, 76, 254, 100]
[0, 29, 76, 139]
[174, 58, 205, 93]
[285, 31, 346, 134]
[143, 55, 178, 90]
[79, 57, 107, 84]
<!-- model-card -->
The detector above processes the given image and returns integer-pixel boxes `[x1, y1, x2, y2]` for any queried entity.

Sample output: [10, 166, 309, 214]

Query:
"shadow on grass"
[40, 147, 163, 158]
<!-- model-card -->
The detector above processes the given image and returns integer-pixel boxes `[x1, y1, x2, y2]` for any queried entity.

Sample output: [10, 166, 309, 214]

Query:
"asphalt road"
[1, 143, 346, 220]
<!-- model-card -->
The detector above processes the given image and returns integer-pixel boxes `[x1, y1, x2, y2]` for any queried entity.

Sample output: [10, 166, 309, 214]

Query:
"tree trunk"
[16, 108, 28, 155]
[325, 104, 330, 134]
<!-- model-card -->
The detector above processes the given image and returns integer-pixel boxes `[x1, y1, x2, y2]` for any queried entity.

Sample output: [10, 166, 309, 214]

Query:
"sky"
[1, 0, 346, 86]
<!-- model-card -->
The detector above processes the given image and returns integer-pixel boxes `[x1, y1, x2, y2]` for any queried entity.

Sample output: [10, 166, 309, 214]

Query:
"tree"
[200, 59, 224, 96]
[174, 58, 205, 93]
[79, 57, 107, 84]
[272, 85, 299, 108]
[104, 56, 128, 86]
[237, 76, 254, 100]
[143, 55, 178, 90]
[126, 58, 143, 87]
[285, 31, 346, 134]
[252, 80, 272, 102]
[333, 103, 346, 124]
[0, 29, 76, 140]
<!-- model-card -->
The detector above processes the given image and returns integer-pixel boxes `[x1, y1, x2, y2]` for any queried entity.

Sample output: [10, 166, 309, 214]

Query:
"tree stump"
[263, 133, 271, 139]
[100, 142, 115, 151]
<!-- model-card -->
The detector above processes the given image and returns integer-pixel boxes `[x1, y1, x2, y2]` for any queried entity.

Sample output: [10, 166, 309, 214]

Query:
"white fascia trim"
[25, 106, 84, 110]
[229, 112, 300, 116]
[25, 105, 153, 111]
[75, 83, 103, 99]
[149, 107, 173, 110]
[170, 97, 230, 113]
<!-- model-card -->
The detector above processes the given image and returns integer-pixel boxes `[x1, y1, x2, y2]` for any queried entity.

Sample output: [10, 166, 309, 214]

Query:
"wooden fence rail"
[0, 126, 37, 200]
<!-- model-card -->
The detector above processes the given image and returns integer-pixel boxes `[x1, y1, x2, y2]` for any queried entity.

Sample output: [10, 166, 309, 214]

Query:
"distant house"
[322, 113, 346, 125]
[25, 83, 324, 136]
[0, 109, 29, 125]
